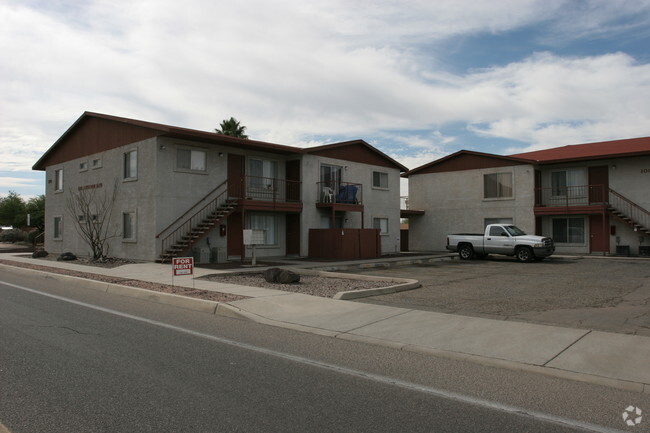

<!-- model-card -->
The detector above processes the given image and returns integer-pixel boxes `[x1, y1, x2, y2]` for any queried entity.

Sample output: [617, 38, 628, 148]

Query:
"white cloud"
[1, 0, 650, 185]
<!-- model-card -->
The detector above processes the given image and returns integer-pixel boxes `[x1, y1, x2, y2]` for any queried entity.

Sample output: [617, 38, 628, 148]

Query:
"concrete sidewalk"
[1, 252, 649, 394]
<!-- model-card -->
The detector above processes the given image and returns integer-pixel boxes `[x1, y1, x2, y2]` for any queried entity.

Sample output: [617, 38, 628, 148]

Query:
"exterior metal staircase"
[156, 181, 239, 263]
[607, 188, 650, 235]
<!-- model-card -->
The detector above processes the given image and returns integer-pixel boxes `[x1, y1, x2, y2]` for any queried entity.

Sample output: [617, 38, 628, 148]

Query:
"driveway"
[348, 256, 650, 336]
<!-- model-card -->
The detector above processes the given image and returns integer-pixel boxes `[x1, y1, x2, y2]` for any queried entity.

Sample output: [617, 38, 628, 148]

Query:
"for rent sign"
[172, 257, 194, 276]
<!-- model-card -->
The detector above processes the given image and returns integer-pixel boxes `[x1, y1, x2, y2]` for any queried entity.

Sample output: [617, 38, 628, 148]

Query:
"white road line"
[1, 280, 629, 433]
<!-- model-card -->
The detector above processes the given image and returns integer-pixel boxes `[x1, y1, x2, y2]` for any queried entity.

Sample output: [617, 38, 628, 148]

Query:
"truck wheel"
[515, 246, 534, 263]
[459, 244, 474, 260]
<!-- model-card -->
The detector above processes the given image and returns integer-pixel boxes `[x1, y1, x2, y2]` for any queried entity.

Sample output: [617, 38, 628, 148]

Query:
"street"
[1, 268, 647, 432]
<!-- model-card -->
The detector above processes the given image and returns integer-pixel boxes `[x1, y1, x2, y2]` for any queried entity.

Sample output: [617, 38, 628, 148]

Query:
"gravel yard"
[199, 272, 395, 298]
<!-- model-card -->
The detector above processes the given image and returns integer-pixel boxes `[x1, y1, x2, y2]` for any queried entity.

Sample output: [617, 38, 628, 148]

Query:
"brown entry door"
[588, 166, 609, 204]
[589, 214, 609, 253]
[228, 154, 245, 197]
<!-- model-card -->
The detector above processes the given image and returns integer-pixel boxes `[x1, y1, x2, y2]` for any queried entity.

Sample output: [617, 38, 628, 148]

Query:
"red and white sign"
[172, 257, 194, 276]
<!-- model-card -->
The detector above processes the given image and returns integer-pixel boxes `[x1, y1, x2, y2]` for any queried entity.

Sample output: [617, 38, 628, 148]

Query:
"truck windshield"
[504, 225, 527, 236]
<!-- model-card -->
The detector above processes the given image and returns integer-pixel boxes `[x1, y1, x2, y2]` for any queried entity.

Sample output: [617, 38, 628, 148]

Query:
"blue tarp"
[336, 185, 358, 204]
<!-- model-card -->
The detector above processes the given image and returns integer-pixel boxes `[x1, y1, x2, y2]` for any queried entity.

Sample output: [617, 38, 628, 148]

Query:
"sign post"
[172, 257, 194, 288]
[243, 229, 265, 266]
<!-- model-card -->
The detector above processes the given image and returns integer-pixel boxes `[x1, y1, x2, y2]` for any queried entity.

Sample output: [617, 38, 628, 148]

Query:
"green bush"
[0, 229, 27, 243]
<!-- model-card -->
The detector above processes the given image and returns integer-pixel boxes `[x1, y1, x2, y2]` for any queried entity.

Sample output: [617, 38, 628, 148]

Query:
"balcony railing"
[535, 184, 607, 207]
[316, 181, 363, 204]
[235, 176, 301, 202]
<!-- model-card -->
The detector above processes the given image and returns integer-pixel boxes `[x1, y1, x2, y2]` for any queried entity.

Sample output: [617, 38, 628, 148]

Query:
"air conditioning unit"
[199, 247, 211, 264]
[211, 247, 227, 263]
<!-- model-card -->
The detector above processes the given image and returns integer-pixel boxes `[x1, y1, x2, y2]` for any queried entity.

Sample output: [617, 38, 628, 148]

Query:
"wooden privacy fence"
[308, 228, 381, 260]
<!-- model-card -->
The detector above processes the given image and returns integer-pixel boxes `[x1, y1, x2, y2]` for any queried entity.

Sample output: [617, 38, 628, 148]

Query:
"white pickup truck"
[446, 224, 555, 262]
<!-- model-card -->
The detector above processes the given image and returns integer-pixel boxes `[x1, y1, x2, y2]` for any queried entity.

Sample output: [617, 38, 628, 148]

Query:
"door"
[484, 225, 513, 255]
[286, 213, 300, 255]
[228, 154, 245, 197]
[589, 214, 609, 253]
[588, 166, 608, 204]
[227, 212, 243, 256]
[286, 160, 300, 202]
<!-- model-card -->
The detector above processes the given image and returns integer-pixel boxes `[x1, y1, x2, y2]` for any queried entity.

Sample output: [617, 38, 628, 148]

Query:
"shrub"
[0, 229, 27, 243]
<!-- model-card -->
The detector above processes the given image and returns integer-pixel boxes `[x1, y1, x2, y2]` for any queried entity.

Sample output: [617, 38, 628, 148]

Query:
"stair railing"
[609, 188, 650, 232]
[157, 181, 234, 260]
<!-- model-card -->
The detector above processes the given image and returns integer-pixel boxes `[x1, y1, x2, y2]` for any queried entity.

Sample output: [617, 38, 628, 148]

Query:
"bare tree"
[66, 179, 119, 261]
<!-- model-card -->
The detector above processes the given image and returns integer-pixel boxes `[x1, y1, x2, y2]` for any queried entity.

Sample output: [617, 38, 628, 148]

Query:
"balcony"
[534, 184, 607, 215]
[231, 175, 302, 212]
[316, 181, 363, 205]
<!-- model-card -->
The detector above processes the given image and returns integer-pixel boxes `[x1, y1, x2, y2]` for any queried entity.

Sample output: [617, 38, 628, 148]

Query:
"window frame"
[176, 147, 207, 173]
[53, 216, 63, 240]
[247, 213, 278, 246]
[372, 171, 389, 189]
[552, 217, 586, 244]
[92, 158, 103, 169]
[483, 172, 513, 200]
[123, 149, 138, 180]
[54, 169, 64, 192]
[122, 211, 137, 242]
[79, 161, 88, 172]
[373, 217, 389, 235]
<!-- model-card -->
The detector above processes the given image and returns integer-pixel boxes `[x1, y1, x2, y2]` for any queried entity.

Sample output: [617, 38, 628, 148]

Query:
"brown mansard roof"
[33, 112, 407, 172]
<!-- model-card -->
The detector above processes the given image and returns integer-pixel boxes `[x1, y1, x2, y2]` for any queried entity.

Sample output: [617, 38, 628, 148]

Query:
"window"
[552, 218, 585, 243]
[122, 212, 136, 241]
[248, 214, 277, 245]
[177, 148, 206, 171]
[320, 164, 342, 190]
[92, 158, 102, 169]
[372, 171, 389, 189]
[54, 169, 63, 192]
[373, 217, 389, 235]
[249, 158, 278, 189]
[124, 150, 137, 179]
[53, 216, 63, 240]
[551, 169, 585, 196]
[484, 172, 513, 199]
[79, 161, 88, 172]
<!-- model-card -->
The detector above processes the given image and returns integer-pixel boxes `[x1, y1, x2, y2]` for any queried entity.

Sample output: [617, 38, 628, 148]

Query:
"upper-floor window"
[124, 150, 137, 180]
[79, 161, 88, 172]
[177, 148, 206, 172]
[249, 158, 278, 189]
[54, 169, 64, 192]
[372, 171, 388, 189]
[92, 158, 102, 169]
[484, 172, 513, 199]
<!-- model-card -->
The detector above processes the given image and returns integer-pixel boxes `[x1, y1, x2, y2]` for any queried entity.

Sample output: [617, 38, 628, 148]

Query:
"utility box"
[211, 247, 227, 263]
[196, 247, 211, 264]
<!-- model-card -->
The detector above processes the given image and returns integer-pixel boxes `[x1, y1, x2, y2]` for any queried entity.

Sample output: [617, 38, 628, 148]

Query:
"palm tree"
[215, 117, 248, 139]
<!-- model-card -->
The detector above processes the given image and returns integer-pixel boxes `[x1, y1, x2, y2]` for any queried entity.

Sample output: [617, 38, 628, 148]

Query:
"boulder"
[263, 267, 283, 283]
[263, 267, 300, 284]
[32, 250, 48, 258]
[57, 252, 77, 261]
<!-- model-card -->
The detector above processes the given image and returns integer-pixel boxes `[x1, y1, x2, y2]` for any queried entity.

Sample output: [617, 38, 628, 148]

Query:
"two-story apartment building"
[405, 137, 650, 256]
[33, 112, 407, 262]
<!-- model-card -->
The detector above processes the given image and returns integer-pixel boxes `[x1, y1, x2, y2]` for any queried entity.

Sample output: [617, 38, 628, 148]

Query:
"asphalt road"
[1, 268, 647, 432]
[350, 256, 650, 336]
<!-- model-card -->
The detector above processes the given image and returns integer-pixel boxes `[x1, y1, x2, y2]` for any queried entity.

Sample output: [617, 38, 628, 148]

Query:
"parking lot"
[349, 256, 650, 336]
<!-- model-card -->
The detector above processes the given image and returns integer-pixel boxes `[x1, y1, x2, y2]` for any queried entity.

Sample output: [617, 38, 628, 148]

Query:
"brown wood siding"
[415, 153, 530, 174]
[36, 117, 163, 169]
[307, 144, 397, 169]
[308, 228, 380, 259]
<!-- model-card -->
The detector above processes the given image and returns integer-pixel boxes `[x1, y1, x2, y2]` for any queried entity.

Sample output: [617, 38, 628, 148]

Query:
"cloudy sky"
[2, 0, 650, 198]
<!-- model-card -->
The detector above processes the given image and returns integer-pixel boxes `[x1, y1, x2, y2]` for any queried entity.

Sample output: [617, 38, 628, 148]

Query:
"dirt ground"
[347, 256, 650, 336]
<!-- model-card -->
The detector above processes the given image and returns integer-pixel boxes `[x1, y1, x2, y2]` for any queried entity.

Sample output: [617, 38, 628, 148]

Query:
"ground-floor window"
[122, 211, 137, 241]
[53, 216, 63, 240]
[248, 213, 277, 245]
[373, 217, 389, 235]
[552, 217, 585, 243]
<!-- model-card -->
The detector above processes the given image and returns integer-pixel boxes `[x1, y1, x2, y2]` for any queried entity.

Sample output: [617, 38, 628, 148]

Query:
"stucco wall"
[408, 164, 536, 252]
[301, 154, 402, 256]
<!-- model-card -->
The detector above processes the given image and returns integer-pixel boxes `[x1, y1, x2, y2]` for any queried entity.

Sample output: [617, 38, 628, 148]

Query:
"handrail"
[609, 188, 650, 230]
[156, 180, 228, 238]
[32, 231, 45, 249]
[160, 185, 234, 260]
